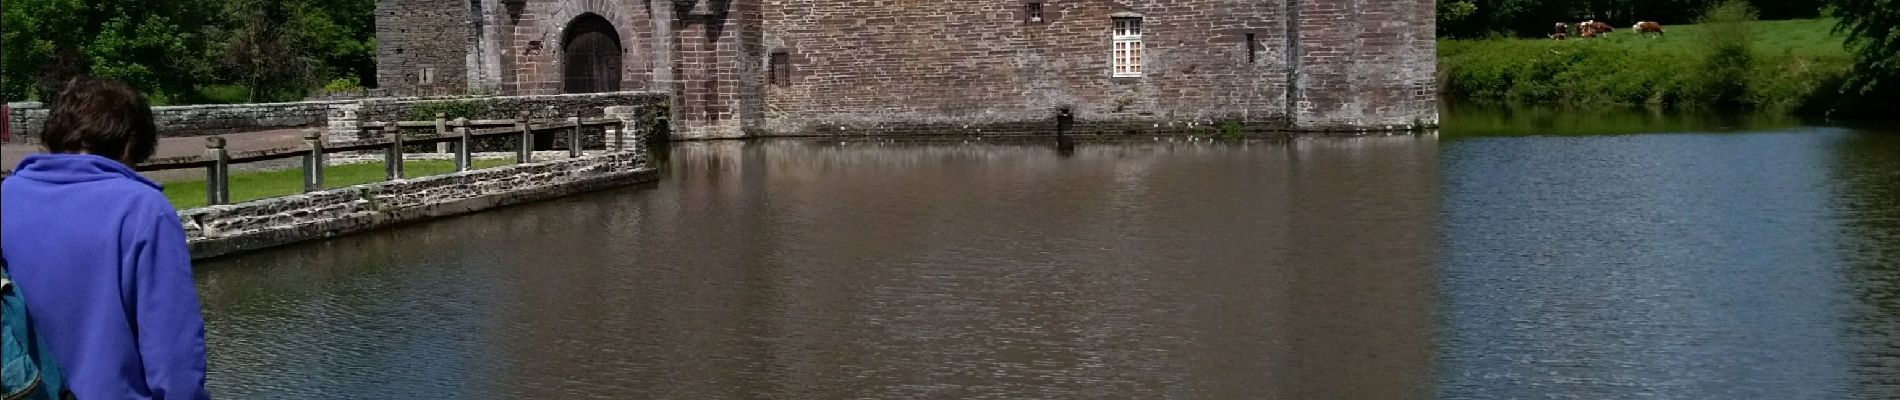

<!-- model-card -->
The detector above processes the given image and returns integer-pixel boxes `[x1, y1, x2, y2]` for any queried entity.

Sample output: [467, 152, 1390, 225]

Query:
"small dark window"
[1245, 33, 1257, 64]
[770, 51, 791, 86]
[1025, 3, 1044, 23]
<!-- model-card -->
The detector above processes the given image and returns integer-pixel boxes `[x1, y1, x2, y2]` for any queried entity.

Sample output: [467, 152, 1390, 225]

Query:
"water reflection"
[1439, 101, 1812, 139]
[194, 116, 1897, 399]
[1436, 128, 1898, 399]
[1832, 132, 1900, 398]
[198, 137, 1442, 399]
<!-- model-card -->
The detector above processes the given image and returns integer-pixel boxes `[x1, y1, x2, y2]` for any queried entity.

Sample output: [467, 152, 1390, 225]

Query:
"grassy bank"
[162, 159, 514, 209]
[1438, 18, 1853, 110]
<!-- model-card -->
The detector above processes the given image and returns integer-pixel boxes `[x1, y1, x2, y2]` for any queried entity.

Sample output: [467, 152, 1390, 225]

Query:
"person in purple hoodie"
[2, 77, 210, 400]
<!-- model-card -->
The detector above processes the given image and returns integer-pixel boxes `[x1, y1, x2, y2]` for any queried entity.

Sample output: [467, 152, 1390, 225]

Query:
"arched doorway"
[562, 14, 623, 93]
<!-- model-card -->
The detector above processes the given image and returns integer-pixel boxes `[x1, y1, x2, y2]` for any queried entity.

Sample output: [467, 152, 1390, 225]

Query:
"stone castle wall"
[375, 0, 477, 96]
[373, 0, 1438, 137]
[763, 0, 1285, 134]
[762, 0, 1434, 134]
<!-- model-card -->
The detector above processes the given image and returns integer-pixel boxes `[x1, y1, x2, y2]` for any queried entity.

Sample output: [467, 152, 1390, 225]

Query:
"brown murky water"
[195, 111, 1899, 399]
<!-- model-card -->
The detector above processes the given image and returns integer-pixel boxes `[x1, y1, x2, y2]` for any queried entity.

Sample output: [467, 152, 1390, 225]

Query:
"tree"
[1437, 0, 1483, 38]
[4, 0, 375, 104]
[1832, 0, 1899, 96]
[215, 0, 377, 102]
[1696, 1, 1759, 106]
[1, 0, 85, 101]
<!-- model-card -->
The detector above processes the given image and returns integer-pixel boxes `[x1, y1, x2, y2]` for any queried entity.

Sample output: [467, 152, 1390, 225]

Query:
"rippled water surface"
[197, 110, 1898, 399]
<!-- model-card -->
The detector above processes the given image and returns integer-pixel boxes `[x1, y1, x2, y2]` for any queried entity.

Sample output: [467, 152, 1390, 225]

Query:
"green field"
[1438, 18, 1853, 109]
[163, 158, 515, 209]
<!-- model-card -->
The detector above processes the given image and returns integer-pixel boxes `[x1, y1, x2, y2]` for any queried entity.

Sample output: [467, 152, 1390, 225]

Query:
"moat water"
[196, 105, 1899, 399]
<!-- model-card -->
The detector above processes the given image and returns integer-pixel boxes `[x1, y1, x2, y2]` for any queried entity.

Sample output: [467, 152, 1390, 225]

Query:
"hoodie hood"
[9, 153, 161, 190]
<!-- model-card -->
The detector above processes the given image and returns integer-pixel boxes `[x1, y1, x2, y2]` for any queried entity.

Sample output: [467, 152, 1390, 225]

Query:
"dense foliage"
[1828, 0, 1898, 96]
[1, 0, 374, 104]
[1696, 1, 1759, 106]
[1437, 0, 1824, 38]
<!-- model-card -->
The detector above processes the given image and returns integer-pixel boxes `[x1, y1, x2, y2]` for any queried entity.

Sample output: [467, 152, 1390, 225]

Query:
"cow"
[1579, 20, 1615, 38]
[1552, 22, 1570, 40]
[1633, 21, 1665, 37]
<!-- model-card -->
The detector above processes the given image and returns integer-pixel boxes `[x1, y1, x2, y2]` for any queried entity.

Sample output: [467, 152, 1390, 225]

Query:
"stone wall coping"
[10, 90, 664, 111]
[357, 91, 667, 105]
[152, 100, 356, 111]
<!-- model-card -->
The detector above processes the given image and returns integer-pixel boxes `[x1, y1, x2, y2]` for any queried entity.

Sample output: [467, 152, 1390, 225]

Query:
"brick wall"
[376, 0, 475, 96]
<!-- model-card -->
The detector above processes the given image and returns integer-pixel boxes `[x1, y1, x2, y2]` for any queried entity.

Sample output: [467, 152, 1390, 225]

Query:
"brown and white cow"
[1552, 22, 1570, 40]
[1633, 21, 1665, 37]
[1579, 20, 1615, 38]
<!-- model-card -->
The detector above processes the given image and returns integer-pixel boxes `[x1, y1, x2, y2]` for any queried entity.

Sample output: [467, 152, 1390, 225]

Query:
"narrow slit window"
[1112, 17, 1143, 77]
[1246, 33, 1257, 64]
[770, 51, 791, 86]
[1026, 2, 1044, 23]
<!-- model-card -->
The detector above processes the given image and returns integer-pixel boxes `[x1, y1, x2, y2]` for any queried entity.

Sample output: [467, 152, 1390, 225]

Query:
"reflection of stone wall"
[179, 151, 655, 259]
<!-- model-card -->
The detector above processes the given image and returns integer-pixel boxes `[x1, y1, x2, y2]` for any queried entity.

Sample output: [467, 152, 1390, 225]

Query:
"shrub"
[1217, 120, 1245, 140]
[1695, 1, 1759, 107]
[321, 76, 364, 94]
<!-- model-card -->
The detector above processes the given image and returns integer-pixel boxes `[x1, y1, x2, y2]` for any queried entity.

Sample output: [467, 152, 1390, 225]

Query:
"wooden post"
[302, 129, 325, 193]
[516, 112, 532, 164]
[569, 112, 583, 158]
[205, 136, 230, 206]
[384, 121, 405, 180]
[454, 117, 471, 172]
[434, 113, 449, 153]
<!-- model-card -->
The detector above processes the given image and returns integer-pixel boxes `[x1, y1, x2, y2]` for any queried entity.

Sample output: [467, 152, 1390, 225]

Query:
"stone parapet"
[179, 150, 655, 259]
[4, 100, 352, 143]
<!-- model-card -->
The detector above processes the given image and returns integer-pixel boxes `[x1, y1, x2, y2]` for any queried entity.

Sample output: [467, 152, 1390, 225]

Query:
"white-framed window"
[1112, 17, 1143, 77]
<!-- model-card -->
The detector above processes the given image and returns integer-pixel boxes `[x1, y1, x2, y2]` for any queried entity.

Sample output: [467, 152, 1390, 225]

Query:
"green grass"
[163, 158, 515, 209]
[1439, 18, 1854, 110]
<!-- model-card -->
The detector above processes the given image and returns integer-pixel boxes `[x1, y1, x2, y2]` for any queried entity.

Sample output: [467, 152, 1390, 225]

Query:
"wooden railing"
[133, 112, 631, 206]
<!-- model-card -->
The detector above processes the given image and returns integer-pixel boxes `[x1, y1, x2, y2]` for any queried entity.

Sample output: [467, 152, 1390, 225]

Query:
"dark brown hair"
[40, 77, 157, 164]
